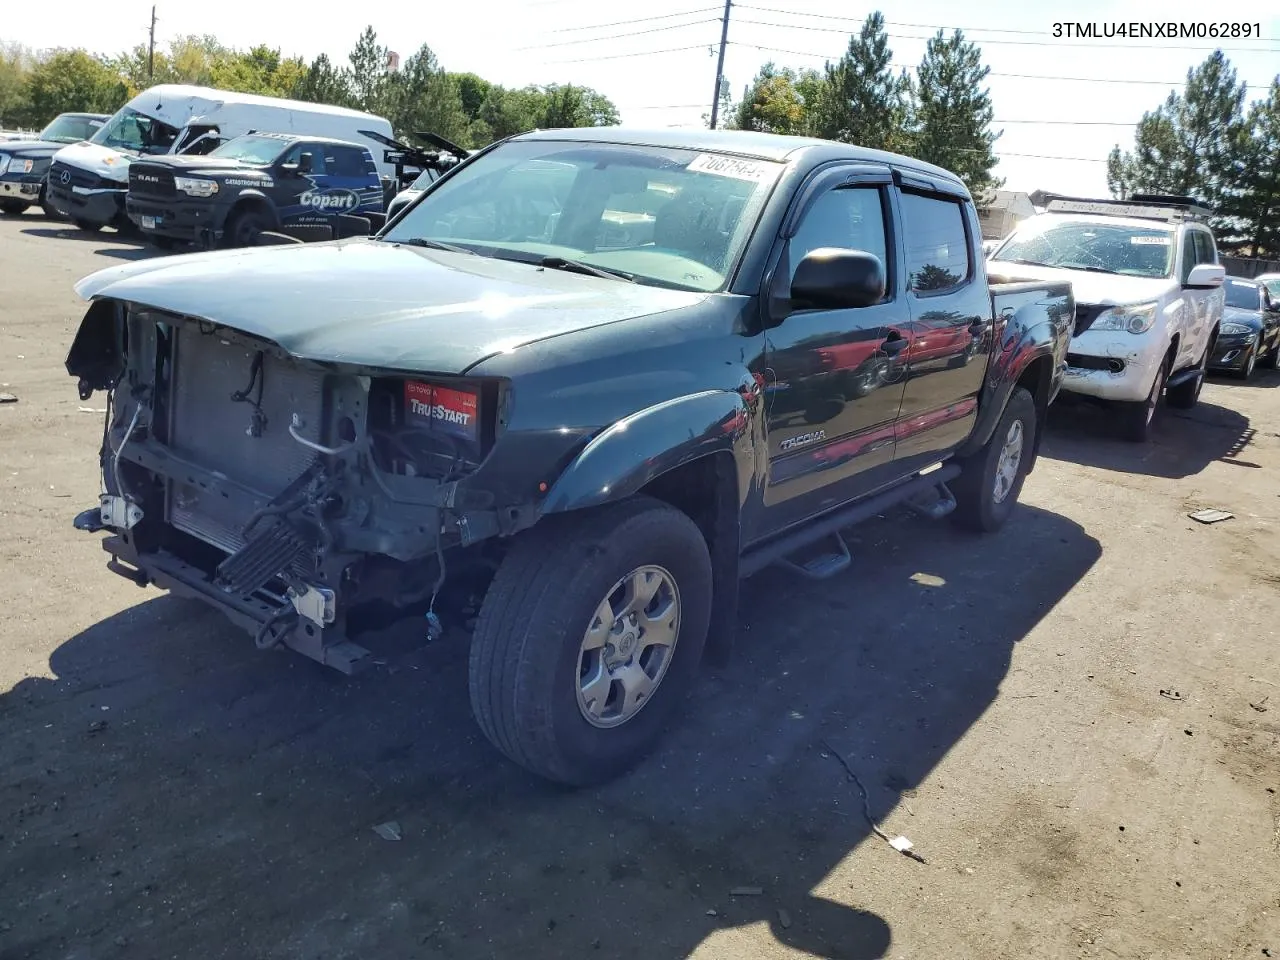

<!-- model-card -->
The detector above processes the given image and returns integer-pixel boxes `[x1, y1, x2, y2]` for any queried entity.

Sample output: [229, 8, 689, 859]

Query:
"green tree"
[451, 72, 492, 121]
[810, 12, 910, 151]
[0, 42, 34, 126]
[1106, 145, 1132, 199]
[347, 26, 390, 113]
[1106, 51, 1248, 218]
[23, 49, 127, 126]
[1216, 77, 1280, 256]
[536, 83, 619, 128]
[730, 62, 805, 134]
[912, 29, 1002, 204]
[292, 53, 355, 107]
[385, 44, 469, 144]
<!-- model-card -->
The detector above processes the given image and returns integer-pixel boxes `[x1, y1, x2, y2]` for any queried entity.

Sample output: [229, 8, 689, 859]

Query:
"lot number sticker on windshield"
[686, 153, 775, 182]
[1130, 236, 1171, 245]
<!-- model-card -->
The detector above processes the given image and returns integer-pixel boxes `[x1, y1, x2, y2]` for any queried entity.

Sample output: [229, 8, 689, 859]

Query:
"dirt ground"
[0, 213, 1277, 960]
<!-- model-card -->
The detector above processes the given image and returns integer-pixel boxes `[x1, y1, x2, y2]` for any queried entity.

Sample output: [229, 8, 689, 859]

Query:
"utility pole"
[147, 6, 157, 81]
[708, 0, 731, 129]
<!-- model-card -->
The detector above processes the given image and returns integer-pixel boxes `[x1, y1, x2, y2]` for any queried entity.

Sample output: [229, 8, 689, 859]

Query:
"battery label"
[404, 381, 479, 441]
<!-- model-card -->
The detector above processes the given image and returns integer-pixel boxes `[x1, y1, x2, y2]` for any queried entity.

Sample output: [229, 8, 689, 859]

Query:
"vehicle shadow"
[20, 226, 138, 243]
[1207, 367, 1280, 389]
[1041, 398, 1256, 477]
[0, 505, 1100, 960]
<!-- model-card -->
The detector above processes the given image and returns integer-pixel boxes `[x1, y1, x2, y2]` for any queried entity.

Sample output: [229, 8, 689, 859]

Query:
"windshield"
[1225, 279, 1261, 311]
[1259, 277, 1280, 300]
[992, 217, 1176, 278]
[39, 114, 103, 144]
[409, 168, 438, 190]
[380, 140, 785, 292]
[90, 107, 180, 155]
[209, 134, 290, 165]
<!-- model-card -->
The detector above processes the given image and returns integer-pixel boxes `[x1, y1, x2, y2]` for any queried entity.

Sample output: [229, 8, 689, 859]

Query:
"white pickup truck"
[987, 194, 1226, 441]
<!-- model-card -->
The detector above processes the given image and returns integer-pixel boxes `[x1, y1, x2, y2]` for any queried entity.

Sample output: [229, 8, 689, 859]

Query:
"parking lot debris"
[0, 393, 16, 403]
[777, 908, 793, 930]
[822, 738, 928, 864]
[1188, 509, 1234, 524]
[1249, 696, 1269, 713]
[373, 821, 403, 841]
[730, 886, 764, 897]
[1160, 689, 1185, 701]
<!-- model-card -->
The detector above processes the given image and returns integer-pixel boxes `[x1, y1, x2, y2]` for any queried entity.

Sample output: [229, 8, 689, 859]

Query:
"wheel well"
[1016, 356, 1053, 469]
[228, 196, 273, 225]
[1167, 334, 1180, 368]
[637, 452, 740, 666]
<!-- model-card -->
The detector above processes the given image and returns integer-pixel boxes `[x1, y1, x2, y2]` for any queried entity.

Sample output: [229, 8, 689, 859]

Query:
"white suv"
[987, 195, 1226, 441]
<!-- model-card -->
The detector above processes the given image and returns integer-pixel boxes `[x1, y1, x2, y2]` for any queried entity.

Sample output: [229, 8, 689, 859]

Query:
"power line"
[729, 41, 1271, 88]
[516, 17, 718, 50]
[546, 43, 712, 64]
[730, 16, 1280, 53]
[548, 7, 722, 34]
[734, 5, 1280, 50]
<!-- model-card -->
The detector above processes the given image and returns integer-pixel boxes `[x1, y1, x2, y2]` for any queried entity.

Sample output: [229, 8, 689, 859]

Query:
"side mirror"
[1185, 263, 1225, 289]
[790, 248, 885, 311]
[279, 162, 299, 176]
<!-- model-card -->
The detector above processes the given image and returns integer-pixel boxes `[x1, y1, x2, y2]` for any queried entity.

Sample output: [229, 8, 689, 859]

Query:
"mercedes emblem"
[59, 170, 70, 184]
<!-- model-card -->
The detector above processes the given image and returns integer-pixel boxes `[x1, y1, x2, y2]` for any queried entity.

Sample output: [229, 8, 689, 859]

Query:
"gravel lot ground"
[0, 213, 1277, 960]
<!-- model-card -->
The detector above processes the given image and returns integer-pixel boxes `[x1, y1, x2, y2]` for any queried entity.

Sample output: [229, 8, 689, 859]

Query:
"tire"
[1261, 338, 1280, 370]
[949, 385, 1036, 534]
[1167, 341, 1209, 409]
[1234, 346, 1257, 380]
[1119, 358, 1167, 443]
[72, 219, 102, 233]
[0, 200, 28, 216]
[224, 207, 270, 248]
[469, 495, 713, 786]
[148, 235, 177, 251]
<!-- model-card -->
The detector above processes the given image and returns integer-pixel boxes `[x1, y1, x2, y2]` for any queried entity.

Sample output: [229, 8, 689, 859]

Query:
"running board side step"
[739, 463, 962, 580]
[777, 530, 852, 580]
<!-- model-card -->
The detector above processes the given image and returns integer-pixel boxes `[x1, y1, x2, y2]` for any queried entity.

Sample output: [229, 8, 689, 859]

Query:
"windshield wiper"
[997, 257, 1053, 268]
[1059, 263, 1122, 275]
[536, 256, 635, 283]
[394, 237, 479, 256]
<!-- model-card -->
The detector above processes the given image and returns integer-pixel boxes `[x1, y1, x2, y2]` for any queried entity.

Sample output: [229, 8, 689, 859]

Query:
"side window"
[281, 144, 327, 176]
[1179, 231, 1198, 283]
[898, 191, 971, 294]
[328, 146, 371, 178]
[788, 186, 889, 293]
[1192, 229, 1216, 267]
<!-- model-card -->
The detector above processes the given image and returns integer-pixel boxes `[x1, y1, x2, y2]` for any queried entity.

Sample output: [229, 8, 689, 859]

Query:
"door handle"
[881, 332, 908, 355]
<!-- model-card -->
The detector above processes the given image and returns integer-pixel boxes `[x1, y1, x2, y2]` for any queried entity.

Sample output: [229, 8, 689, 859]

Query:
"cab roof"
[511, 126, 970, 195]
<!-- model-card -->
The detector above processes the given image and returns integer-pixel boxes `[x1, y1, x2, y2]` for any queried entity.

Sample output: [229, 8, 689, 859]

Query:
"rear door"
[326, 144, 385, 215]
[889, 178, 991, 470]
[758, 163, 911, 536]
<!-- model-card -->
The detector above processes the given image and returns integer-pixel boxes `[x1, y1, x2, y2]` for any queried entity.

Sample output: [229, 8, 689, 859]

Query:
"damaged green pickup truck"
[67, 127, 1072, 785]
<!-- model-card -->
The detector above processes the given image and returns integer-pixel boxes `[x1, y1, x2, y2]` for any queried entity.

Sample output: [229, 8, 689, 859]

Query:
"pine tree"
[730, 63, 805, 134]
[810, 12, 908, 151]
[912, 29, 1002, 204]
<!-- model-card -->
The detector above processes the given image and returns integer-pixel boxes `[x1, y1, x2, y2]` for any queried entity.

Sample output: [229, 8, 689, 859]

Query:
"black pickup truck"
[66, 128, 1072, 785]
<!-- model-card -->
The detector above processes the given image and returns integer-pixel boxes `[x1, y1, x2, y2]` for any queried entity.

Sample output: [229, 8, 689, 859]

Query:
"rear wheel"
[1120, 358, 1167, 442]
[469, 496, 713, 785]
[950, 385, 1036, 533]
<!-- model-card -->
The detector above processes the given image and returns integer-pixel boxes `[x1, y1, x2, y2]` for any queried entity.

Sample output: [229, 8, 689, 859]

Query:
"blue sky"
[10, 0, 1280, 197]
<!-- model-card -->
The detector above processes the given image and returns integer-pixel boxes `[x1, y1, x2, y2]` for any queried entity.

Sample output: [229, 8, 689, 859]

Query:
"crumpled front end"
[66, 299, 543, 673]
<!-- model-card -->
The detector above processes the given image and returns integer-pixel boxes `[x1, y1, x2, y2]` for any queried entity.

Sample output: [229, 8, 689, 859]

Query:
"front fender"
[540, 390, 754, 514]
[960, 283, 1072, 458]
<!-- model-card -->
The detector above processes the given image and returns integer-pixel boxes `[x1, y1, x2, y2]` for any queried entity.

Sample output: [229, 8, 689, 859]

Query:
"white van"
[47, 85, 396, 232]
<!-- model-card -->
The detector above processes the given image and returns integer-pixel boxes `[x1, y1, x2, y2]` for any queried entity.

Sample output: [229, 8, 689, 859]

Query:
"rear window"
[899, 191, 971, 294]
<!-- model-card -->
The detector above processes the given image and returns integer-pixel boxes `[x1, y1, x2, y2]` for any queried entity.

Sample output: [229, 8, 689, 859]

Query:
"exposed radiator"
[166, 326, 324, 554]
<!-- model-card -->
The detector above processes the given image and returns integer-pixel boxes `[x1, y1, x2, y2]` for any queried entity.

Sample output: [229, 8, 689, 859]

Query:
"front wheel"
[72, 218, 102, 234]
[469, 496, 713, 786]
[949, 385, 1036, 533]
[0, 200, 28, 216]
[224, 208, 270, 248]
[1167, 341, 1210, 409]
[1119, 358, 1167, 443]
[1234, 346, 1257, 380]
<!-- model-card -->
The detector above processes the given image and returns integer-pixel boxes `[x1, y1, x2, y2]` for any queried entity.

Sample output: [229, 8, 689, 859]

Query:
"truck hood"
[52, 140, 138, 184]
[987, 260, 1173, 307]
[1, 139, 72, 159]
[74, 238, 707, 374]
[132, 155, 265, 175]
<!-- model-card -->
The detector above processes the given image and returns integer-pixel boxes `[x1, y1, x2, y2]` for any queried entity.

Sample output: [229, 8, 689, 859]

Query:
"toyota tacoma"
[66, 128, 1073, 785]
